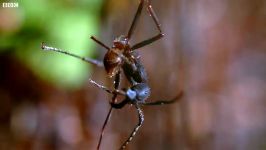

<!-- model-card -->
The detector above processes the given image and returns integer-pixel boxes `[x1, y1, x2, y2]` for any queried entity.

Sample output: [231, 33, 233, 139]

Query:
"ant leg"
[88, 78, 125, 95]
[110, 99, 129, 109]
[90, 36, 110, 50]
[131, 1, 164, 50]
[88, 78, 113, 94]
[142, 91, 184, 106]
[97, 107, 112, 150]
[119, 104, 144, 150]
[146, 0, 163, 33]
[97, 72, 121, 150]
[41, 42, 103, 67]
[110, 71, 123, 104]
[127, 0, 144, 40]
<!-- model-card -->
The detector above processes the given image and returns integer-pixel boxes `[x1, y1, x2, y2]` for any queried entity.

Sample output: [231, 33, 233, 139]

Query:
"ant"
[41, 0, 183, 149]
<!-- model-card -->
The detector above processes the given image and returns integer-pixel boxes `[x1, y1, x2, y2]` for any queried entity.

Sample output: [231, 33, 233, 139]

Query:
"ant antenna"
[41, 42, 103, 67]
[90, 36, 110, 50]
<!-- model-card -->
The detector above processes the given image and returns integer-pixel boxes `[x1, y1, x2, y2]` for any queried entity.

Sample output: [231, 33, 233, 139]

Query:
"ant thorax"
[104, 47, 135, 78]
[104, 36, 135, 78]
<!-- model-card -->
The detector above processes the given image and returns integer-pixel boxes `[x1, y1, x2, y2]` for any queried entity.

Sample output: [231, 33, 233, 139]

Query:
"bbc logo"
[2, 2, 19, 8]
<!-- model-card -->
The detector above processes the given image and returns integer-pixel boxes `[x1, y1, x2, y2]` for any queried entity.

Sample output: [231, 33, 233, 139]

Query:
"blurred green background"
[1, 0, 103, 89]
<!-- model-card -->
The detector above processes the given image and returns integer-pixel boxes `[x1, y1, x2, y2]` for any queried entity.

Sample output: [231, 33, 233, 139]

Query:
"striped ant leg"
[119, 104, 144, 150]
[41, 42, 103, 67]
[88, 78, 125, 96]
[88, 78, 112, 93]
[131, 0, 164, 50]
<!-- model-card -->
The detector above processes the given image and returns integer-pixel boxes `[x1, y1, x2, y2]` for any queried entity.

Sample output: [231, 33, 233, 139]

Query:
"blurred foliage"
[0, 0, 103, 89]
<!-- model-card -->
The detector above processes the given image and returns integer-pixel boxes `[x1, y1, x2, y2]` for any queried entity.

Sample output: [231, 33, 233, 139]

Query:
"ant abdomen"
[123, 58, 148, 84]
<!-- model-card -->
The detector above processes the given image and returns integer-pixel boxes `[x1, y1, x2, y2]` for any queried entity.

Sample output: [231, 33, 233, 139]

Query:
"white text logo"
[2, 2, 19, 8]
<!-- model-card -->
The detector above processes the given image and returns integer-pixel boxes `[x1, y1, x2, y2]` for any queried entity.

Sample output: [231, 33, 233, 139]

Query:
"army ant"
[41, 0, 183, 149]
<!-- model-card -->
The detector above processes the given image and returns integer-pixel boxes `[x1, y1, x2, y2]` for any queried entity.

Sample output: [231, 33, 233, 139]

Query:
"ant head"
[113, 35, 129, 50]
[104, 49, 123, 78]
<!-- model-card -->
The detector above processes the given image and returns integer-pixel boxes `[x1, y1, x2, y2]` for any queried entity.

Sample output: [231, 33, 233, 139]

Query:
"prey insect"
[41, 0, 182, 149]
